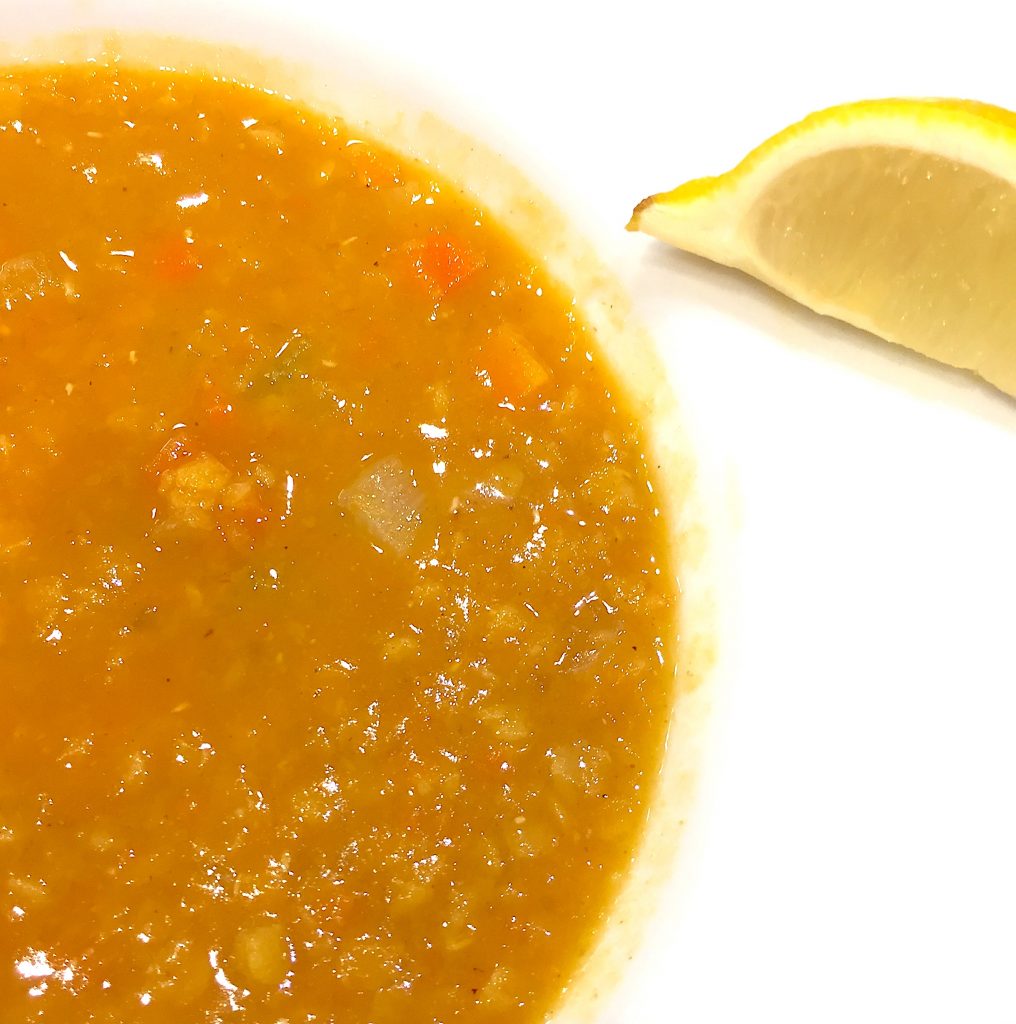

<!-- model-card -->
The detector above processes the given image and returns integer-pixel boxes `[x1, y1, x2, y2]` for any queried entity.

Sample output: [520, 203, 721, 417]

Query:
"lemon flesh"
[630, 99, 1016, 398]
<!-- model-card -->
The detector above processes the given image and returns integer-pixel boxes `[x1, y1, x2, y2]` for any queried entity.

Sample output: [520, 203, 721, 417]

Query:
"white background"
[33, 1, 1016, 1020]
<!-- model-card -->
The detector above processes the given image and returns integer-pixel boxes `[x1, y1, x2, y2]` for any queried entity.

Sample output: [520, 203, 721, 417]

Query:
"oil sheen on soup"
[0, 66, 677, 1023]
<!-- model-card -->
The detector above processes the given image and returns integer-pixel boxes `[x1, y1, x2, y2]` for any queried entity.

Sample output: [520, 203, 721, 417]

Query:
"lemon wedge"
[629, 98, 1016, 397]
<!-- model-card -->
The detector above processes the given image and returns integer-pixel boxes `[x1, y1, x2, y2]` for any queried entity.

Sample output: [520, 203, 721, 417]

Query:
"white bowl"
[6, 4, 1016, 1023]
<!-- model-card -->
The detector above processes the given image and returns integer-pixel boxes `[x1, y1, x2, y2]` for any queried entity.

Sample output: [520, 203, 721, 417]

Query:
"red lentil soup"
[0, 65, 677, 1023]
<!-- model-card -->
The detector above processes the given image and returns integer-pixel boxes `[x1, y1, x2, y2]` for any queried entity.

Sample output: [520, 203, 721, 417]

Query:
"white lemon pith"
[630, 98, 1016, 398]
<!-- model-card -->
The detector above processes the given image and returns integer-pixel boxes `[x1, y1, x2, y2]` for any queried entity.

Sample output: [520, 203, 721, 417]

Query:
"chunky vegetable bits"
[0, 65, 677, 1023]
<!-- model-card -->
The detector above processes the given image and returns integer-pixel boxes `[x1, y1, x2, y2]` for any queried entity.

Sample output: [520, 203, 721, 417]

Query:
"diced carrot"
[151, 434, 194, 475]
[343, 143, 401, 189]
[408, 234, 481, 299]
[152, 234, 201, 282]
[468, 745, 516, 789]
[200, 378, 234, 424]
[220, 479, 272, 545]
[479, 326, 550, 403]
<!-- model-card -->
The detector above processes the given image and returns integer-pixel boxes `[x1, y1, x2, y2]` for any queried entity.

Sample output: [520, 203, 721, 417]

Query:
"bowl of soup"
[0, 7, 728, 1022]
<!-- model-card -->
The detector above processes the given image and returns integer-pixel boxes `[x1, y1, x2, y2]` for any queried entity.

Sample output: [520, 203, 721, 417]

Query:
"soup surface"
[0, 65, 676, 1023]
